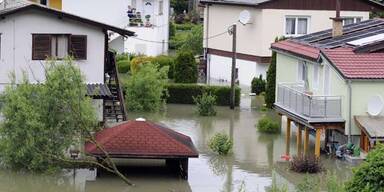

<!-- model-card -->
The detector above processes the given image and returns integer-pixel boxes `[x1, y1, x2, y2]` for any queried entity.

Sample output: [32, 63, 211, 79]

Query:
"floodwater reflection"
[0, 96, 353, 192]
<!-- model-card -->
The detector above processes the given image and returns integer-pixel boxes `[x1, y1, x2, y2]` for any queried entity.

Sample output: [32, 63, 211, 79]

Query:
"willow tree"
[0, 59, 133, 185]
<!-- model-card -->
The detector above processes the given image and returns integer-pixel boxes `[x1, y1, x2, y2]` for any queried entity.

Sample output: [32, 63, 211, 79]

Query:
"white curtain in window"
[57, 35, 69, 58]
[297, 18, 308, 34]
[286, 18, 296, 35]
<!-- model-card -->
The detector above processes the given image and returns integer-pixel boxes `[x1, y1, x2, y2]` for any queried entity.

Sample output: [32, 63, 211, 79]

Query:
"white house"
[61, 0, 170, 56]
[200, 0, 384, 87]
[0, 1, 135, 122]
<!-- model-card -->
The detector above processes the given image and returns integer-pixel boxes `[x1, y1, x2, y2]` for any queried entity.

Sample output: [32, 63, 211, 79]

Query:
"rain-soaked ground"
[0, 95, 354, 192]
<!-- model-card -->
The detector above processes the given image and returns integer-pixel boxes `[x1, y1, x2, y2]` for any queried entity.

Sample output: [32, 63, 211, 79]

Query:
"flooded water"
[0, 96, 354, 192]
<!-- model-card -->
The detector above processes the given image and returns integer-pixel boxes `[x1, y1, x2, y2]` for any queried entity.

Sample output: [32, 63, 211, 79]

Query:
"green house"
[271, 18, 384, 155]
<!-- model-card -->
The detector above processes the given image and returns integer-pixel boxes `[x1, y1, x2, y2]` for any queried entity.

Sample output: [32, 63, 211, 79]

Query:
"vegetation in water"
[296, 176, 320, 192]
[193, 92, 217, 116]
[257, 117, 280, 134]
[290, 155, 323, 174]
[208, 133, 233, 155]
[174, 50, 198, 83]
[251, 75, 266, 95]
[345, 144, 384, 191]
[124, 63, 169, 112]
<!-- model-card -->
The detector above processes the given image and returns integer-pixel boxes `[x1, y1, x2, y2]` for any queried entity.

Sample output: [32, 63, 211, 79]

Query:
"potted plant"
[145, 15, 152, 27]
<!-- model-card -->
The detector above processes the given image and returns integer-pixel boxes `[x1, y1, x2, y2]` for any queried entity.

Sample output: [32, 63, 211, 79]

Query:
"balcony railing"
[276, 83, 342, 120]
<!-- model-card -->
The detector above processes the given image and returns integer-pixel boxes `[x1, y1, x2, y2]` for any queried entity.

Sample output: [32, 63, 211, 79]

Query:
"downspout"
[347, 79, 352, 143]
[205, 4, 210, 84]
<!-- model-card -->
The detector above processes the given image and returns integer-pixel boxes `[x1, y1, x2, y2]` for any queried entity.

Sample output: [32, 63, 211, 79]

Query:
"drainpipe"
[204, 4, 210, 84]
[347, 79, 352, 143]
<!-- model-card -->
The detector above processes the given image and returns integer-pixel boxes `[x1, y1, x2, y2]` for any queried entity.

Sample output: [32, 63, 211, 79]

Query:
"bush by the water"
[174, 51, 198, 83]
[129, 55, 175, 78]
[251, 75, 266, 95]
[257, 117, 280, 133]
[346, 144, 384, 191]
[193, 92, 217, 116]
[166, 83, 241, 106]
[117, 60, 130, 73]
[209, 133, 233, 155]
[124, 63, 169, 112]
[290, 155, 323, 173]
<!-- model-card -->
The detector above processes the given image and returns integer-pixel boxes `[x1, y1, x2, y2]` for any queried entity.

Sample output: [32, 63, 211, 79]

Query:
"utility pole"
[229, 24, 237, 110]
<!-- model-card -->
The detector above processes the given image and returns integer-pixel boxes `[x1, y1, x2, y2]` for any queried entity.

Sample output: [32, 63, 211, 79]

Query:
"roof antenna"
[331, 0, 343, 37]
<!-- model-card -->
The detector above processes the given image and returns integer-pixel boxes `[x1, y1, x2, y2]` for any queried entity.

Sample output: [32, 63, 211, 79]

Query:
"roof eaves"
[271, 45, 320, 63]
[0, 4, 135, 36]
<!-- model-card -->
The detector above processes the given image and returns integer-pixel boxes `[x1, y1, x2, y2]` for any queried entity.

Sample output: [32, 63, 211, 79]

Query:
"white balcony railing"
[276, 83, 342, 120]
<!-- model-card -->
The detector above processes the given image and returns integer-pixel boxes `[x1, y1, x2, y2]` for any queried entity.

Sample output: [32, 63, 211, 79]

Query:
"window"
[158, 1, 163, 15]
[32, 34, 87, 60]
[285, 16, 309, 36]
[342, 17, 363, 25]
[298, 60, 307, 83]
[40, 0, 48, 6]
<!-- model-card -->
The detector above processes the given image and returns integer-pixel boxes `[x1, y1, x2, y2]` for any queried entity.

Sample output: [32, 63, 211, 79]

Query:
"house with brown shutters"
[0, 1, 135, 123]
[200, 0, 384, 87]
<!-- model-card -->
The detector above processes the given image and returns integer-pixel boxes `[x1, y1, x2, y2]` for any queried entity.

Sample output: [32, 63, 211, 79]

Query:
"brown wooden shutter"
[70, 35, 87, 60]
[32, 34, 51, 60]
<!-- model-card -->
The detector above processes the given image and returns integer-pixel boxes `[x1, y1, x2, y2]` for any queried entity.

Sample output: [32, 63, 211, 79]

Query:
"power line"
[129, 29, 229, 44]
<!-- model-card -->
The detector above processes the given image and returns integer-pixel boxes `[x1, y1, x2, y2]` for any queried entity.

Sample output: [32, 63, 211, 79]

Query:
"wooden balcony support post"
[315, 128, 322, 158]
[286, 118, 292, 156]
[297, 124, 302, 155]
[304, 127, 309, 155]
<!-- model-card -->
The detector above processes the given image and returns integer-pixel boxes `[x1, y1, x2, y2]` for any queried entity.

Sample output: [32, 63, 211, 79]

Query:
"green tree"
[124, 63, 169, 112]
[171, 0, 188, 15]
[346, 144, 384, 192]
[180, 25, 203, 55]
[265, 37, 286, 108]
[174, 50, 198, 83]
[0, 60, 97, 172]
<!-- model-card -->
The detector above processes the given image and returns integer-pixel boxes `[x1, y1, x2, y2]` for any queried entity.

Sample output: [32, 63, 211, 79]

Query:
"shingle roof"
[200, 0, 271, 6]
[271, 18, 384, 79]
[84, 120, 199, 158]
[0, 1, 134, 36]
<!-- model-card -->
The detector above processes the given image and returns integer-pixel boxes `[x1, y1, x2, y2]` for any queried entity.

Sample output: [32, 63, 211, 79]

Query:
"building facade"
[201, 0, 383, 87]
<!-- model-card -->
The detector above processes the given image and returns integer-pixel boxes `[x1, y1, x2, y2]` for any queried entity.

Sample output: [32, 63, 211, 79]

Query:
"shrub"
[345, 144, 384, 191]
[209, 133, 233, 155]
[130, 56, 154, 74]
[169, 31, 189, 50]
[174, 51, 198, 83]
[174, 14, 185, 24]
[290, 155, 323, 173]
[169, 22, 176, 38]
[326, 172, 346, 192]
[296, 176, 320, 192]
[153, 55, 175, 79]
[257, 117, 280, 133]
[251, 75, 266, 95]
[193, 92, 217, 116]
[179, 25, 203, 55]
[166, 83, 241, 106]
[124, 63, 169, 112]
[175, 23, 194, 31]
[117, 60, 130, 73]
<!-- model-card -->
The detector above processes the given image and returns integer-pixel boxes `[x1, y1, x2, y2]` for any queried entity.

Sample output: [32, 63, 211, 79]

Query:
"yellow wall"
[29, 0, 62, 10]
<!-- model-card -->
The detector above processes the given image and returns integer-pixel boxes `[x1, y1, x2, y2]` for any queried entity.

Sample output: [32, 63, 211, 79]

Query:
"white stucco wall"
[204, 6, 370, 57]
[62, 0, 170, 56]
[208, 54, 268, 87]
[0, 10, 106, 86]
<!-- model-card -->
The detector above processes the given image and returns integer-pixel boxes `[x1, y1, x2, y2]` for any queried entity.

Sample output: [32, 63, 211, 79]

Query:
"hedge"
[166, 84, 241, 106]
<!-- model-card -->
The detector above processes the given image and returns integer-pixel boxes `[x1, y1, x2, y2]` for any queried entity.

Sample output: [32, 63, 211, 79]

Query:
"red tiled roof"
[271, 40, 320, 61]
[85, 120, 199, 158]
[322, 48, 384, 79]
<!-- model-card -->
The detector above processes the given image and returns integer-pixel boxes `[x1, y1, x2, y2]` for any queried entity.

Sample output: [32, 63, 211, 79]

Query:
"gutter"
[347, 80, 352, 143]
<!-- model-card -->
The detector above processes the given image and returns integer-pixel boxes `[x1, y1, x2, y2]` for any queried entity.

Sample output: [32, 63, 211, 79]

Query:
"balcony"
[275, 83, 344, 123]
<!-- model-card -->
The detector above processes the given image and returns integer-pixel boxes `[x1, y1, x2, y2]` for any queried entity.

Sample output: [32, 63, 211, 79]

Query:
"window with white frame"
[285, 16, 309, 36]
[342, 17, 362, 25]
[298, 60, 307, 83]
[313, 63, 319, 89]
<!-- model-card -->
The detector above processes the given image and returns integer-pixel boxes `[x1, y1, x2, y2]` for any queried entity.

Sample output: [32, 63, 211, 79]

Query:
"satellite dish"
[367, 95, 384, 116]
[239, 10, 251, 25]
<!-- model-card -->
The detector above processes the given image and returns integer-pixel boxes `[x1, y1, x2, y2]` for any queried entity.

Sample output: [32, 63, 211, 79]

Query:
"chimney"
[331, 0, 343, 37]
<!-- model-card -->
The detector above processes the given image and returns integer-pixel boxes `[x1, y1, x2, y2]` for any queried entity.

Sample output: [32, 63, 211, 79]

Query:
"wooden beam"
[304, 127, 309, 155]
[315, 128, 322, 158]
[297, 124, 302, 155]
[286, 118, 291, 156]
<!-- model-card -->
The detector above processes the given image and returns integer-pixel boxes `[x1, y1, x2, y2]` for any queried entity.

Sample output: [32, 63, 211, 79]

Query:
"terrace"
[275, 83, 344, 124]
